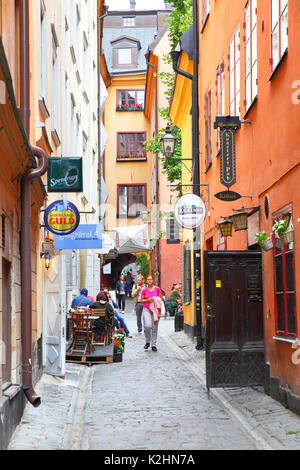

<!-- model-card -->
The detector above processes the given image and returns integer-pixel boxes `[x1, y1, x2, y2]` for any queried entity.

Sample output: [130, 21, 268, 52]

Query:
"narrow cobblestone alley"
[8, 301, 300, 451]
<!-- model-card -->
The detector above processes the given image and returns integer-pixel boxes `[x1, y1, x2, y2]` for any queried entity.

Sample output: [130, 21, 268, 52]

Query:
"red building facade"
[198, 0, 300, 408]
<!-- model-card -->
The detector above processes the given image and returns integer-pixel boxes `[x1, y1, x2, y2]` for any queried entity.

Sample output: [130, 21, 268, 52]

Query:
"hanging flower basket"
[254, 231, 273, 251]
[279, 230, 294, 245]
[260, 238, 274, 251]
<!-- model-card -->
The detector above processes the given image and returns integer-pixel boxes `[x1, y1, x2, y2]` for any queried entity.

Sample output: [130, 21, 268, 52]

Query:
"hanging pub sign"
[44, 200, 80, 236]
[214, 190, 242, 202]
[214, 116, 241, 189]
[54, 224, 102, 250]
[174, 193, 206, 229]
[47, 157, 83, 192]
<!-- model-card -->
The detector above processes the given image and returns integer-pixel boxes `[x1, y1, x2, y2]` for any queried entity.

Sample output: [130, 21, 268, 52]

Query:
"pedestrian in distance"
[115, 274, 126, 313]
[168, 283, 181, 306]
[131, 274, 145, 333]
[124, 271, 134, 297]
[103, 288, 132, 338]
[140, 275, 163, 352]
[70, 288, 92, 309]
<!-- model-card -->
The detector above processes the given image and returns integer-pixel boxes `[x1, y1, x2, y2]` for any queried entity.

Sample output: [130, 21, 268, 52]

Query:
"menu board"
[247, 271, 262, 302]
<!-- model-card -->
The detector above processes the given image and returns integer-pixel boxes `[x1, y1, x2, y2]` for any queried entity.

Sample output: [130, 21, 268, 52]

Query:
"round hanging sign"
[174, 193, 206, 229]
[44, 200, 80, 236]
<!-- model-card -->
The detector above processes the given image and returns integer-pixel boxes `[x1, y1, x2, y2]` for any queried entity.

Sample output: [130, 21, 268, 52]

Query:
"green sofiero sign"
[47, 157, 83, 192]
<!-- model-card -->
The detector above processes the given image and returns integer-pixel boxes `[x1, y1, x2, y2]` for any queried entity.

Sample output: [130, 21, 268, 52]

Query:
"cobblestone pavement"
[8, 301, 300, 451]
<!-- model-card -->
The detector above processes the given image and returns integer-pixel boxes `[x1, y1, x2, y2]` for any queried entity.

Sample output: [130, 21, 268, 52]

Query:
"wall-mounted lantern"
[40, 251, 52, 270]
[160, 124, 177, 159]
[229, 211, 249, 231]
[217, 219, 233, 237]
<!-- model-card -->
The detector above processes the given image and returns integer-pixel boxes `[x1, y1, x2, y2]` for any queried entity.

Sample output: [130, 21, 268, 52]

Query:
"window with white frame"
[83, 31, 89, 98]
[216, 59, 225, 152]
[271, 0, 288, 73]
[229, 27, 240, 116]
[123, 16, 135, 27]
[205, 87, 212, 167]
[51, 25, 59, 137]
[202, 0, 210, 25]
[39, 0, 47, 102]
[244, 0, 257, 110]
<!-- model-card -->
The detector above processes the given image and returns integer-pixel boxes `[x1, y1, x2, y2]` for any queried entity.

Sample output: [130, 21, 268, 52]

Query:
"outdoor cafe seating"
[70, 308, 114, 356]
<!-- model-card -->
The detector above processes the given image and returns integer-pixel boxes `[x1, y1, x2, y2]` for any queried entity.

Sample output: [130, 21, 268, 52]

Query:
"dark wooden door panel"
[205, 251, 265, 389]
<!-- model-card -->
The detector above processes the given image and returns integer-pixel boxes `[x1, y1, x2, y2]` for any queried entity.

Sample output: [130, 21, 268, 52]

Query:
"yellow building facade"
[169, 50, 197, 336]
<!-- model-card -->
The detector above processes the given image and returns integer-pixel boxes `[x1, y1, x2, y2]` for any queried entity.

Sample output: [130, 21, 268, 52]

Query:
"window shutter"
[166, 218, 180, 244]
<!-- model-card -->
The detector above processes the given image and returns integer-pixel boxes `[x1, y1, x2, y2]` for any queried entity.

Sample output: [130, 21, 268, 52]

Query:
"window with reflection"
[117, 184, 146, 218]
[273, 207, 296, 337]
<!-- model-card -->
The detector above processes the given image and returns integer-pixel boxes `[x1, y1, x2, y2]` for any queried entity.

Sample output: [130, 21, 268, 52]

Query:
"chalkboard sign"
[247, 271, 262, 302]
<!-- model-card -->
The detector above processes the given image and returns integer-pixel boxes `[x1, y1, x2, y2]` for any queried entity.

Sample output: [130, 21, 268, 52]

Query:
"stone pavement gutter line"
[165, 331, 300, 451]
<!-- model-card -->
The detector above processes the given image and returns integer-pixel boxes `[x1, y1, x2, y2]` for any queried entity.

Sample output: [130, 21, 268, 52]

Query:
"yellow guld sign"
[216, 280, 222, 288]
[44, 200, 80, 236]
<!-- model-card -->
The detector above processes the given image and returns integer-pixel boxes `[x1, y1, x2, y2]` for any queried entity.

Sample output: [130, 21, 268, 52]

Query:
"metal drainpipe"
[21, 145, 48, 408]
[192, 0, 203, 350]
[20, 0, 48, 407]
[146, 58, 160, 286]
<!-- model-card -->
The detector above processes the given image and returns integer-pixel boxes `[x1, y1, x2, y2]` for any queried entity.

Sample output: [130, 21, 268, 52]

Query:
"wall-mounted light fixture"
[217, 219, 233, 237]
[229, 211, 249, 231]
[40, 251, 52, 270]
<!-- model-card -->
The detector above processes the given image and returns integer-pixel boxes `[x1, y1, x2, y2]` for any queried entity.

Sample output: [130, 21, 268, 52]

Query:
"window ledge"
[116, 157, 147, 162]
[204, 161, 212, 173]
[201, 13, 210, 33]
[3, 384, 22, 400]
[273, 335, 298, 348]
[268, 49, 288, 82]
[243, 95, 258, 120]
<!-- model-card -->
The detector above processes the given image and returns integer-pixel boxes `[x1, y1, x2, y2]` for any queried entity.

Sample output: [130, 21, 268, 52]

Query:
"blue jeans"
[114, 310, 130, 336]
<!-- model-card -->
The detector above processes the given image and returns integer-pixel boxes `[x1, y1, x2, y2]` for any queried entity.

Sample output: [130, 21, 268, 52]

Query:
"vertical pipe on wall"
[19, 0, 48, 406]
[192, 0, 203, 349]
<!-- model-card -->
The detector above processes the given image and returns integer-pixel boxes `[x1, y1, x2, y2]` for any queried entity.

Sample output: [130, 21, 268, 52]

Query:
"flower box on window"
[116, 103, 144, 112]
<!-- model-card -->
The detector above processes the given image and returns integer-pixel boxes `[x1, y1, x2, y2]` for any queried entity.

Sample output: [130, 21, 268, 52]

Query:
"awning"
[114, 224, 150, 254]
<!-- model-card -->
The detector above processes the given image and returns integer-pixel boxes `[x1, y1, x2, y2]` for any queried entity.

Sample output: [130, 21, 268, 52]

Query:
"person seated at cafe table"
[103, 288, 132, 338]
[70, 288, 92, 310]
[88, 291, 115, 342]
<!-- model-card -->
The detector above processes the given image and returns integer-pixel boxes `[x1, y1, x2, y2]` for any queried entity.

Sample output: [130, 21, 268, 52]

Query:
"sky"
[105, 0, 166, 10]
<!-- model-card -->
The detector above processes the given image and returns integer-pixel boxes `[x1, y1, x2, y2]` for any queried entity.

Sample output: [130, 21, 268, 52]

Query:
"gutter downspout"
[21, 145, 48, 407]
[145, 56, 160, 286]
[20, 0, 48, 407]
[192, 0, 203, 350]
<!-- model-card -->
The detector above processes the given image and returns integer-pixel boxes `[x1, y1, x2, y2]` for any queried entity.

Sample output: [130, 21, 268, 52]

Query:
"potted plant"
[113, 337, 123, 362]
[254, 231, 273, 251]
[114, 328, 126, 351]
[272, 218, 294, 244]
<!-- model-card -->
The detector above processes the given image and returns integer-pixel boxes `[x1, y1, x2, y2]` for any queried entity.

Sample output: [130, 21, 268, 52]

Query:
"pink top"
[141, 286, 162, 310]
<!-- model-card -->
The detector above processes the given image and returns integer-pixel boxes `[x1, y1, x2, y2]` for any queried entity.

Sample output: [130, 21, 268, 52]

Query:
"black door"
[204, 251, 265, 389]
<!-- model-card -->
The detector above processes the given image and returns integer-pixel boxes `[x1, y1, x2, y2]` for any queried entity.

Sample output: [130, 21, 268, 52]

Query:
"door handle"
[205, 303, 215, 318]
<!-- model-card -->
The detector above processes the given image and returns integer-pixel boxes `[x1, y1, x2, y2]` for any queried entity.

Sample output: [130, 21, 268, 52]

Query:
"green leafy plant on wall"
[143, 1, 193, 197]
[135, 253, 151, 279]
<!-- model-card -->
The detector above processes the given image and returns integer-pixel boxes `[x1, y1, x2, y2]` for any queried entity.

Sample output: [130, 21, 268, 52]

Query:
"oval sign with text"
[174, 194, 206, 229]
[214, 190, 242, 202]
[44, 200, 80, 236]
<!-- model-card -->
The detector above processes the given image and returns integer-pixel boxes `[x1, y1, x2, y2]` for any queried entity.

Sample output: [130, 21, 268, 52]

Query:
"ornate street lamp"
[217, 219, 233, 237]
[229, 211, 249, 231]
[160, 124, 177, 158]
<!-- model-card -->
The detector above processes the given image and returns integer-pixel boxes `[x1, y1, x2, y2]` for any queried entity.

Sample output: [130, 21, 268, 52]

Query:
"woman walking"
[140, 275, 163, 352]
[115, 274, 126, 313]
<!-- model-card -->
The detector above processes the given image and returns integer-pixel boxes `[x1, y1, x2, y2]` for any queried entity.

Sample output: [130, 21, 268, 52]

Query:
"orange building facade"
[198, 0, 300, 407]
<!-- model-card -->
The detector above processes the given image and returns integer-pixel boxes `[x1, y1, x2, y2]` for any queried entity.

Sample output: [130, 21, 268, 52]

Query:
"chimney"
[130, 0, 136, 9]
